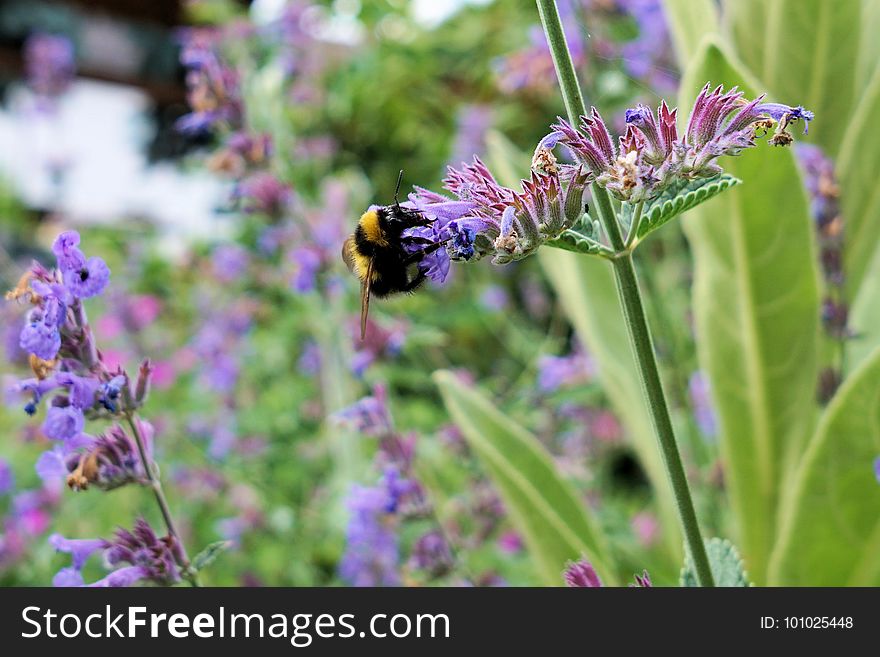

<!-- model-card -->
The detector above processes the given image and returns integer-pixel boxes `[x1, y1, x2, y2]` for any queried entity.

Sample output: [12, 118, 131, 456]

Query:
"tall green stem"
[536, 0, 715, 586]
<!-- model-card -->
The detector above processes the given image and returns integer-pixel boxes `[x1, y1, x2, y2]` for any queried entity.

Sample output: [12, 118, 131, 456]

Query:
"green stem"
[126, 413, 201, 587]
[536, 0, 715, 586]
[625, 200, 644, 248]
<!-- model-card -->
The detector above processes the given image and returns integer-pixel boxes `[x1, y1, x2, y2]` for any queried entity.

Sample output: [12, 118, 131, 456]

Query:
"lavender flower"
[409, 156, 588, 265]
[0, 459, 14, 496]
[408, 530, 453, 579]
[630, 570, 653, 587]
[24, 33, 75, 101]
[339, 470, 408, 587]
[332, 388, 393, 437]
[563, 557, 602, 587]
[103, 518, 182, 586]
[234, 172, 292, 217]
[176, 28, 243, 134]
[212, 244, 250, 283]
[64, 421, 152, 491]
[49, 533, 105, 587]
[688, 371, 717, 438]
[537, 345, 594, 392]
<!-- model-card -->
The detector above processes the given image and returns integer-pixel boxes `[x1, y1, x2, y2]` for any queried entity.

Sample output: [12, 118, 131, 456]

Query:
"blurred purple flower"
[631, 570, 653, 587]
[450, 104, 494, 165]
[409, 530, 453, 579]
[0, 459, 14, 496]
[332, 387, 393, 437]
[24, 33, 75, 100]
[874, 456, 880, 484]
[688, 371, 717, 438]
[339, 469, 410, 587]
[564, 557, 602, 587]
[176, 28, 243, 134]
[212, 244, 250, 283]
[537, 345, 594, 392]
[234, 172, 292, 216]
[289, 246, 322, 293]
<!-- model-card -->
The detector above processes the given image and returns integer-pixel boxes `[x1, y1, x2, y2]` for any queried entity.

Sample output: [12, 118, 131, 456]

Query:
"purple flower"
[51, 231, 110, 299]
[688, 371, 717, 438]
[630, 570, 653, 587]
[103, 518, 181, 586]
[65, 422, 151, 491]
[0, 459, 14, 496]
[332, 389, 393, 437]
[289, 246, 322, 293]
[874, 456, 880, 484]
[212, 244, 250, 283]
[409, 530, 453, 579]
[449, 104, 494, 164]
[234, 172, 292, 216]
[563, 557, 602, 587]
[49, 533, 106, 586]
[176, 28, 243, 134]
[339, 476, 402, 587]
[42, 405, 84, 442]
[19, 319, 61, 361]
[24, 33, 75, 100]
[87, 565, 149, 588]
[537, 345, 594, 392]
[35, 445, 68, 483]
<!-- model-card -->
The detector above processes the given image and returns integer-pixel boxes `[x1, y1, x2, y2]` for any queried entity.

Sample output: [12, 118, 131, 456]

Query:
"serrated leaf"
[680, 40, 820, 584]
[545, 216, 609, 256]
[633, 174, 740, 244]
[434, 370, 616, 586]
[192, 540, 232, 572]
[681, 538, 750, 587]
[769, 347, 880, 585]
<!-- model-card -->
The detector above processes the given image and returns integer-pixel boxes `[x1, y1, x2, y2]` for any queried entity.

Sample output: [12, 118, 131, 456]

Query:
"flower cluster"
[409, 86, 813, 266]
[795, 144, 848, 403]
[176, 28, 244, 135]
[554, 86, 813, 202]
[51, 518, 182, 587]
[408, 157, 588, 266]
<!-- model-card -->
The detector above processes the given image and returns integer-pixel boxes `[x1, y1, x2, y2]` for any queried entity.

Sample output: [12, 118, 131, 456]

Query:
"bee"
[342, 171, 446, 339]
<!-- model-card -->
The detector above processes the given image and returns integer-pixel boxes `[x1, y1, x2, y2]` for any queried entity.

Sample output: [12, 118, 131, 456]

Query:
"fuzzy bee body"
[342, 201, 442, 339]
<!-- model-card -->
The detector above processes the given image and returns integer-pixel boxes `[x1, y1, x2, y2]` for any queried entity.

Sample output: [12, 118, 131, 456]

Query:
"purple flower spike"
[87, 565, 148, 588]
[564, 557, 603, 587]
[49, 533, 105, 570]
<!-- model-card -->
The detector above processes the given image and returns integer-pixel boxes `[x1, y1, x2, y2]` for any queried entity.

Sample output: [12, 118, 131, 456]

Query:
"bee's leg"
[401, 271, 428, 292]
[402, 241, 445, 265]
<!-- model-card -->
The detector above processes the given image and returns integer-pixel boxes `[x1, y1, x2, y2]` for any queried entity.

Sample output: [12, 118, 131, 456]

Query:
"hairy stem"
[536, 0, 714, 586]
[126, 413, 201, 587]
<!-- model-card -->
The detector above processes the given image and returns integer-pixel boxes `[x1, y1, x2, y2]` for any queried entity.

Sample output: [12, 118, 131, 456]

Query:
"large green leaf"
[769, 348, 880, 585]
[539, 252, 680, 558]
[434, 370, 616, 585]
[660, 0, 719, 67]
[837, 64, 880, 299]
[726, 0, 861, 156]
[848, 246, 880, 372]
[680, 41, 820, 584]
[855, 0, 880, 91]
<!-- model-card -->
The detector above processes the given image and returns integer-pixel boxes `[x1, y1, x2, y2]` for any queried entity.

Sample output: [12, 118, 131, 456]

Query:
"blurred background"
[0, 0, 868, 587]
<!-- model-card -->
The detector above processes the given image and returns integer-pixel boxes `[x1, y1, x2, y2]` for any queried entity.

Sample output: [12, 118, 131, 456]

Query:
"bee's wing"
[360, 257, 373, 341]
[341, 235, 357, 273]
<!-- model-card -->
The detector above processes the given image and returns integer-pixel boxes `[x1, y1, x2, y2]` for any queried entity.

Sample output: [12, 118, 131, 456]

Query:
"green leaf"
[544, 215, 610, 256]
[539, 252, 681, 559]
[726, 0, 861, 156]
[680, 40, 820, 584]
[681, 538, 750, 587]
[769, 347, 880, 585]
[433, 370, 616, 586]
[632, 174, 741, 244]
[836, 64, 880, 299]
[847, 247, 880, 372]
[855, 0, 880, 91]
[660, 0, 719, 67]
[192, 540, 232, 572]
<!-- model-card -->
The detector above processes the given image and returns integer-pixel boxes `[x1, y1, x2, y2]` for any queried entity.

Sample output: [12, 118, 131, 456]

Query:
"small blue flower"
[757, 103, 815, 134]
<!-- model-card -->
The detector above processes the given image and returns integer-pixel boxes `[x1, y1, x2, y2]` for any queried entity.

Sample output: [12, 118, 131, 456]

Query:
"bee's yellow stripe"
[359, 209, 387, 247]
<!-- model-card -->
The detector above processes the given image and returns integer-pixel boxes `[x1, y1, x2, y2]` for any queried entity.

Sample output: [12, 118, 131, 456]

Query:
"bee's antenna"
[394, 169, 404, 208]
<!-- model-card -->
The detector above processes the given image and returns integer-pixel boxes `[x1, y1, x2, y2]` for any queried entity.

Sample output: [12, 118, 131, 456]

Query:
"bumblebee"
[342, 171, 444, 339]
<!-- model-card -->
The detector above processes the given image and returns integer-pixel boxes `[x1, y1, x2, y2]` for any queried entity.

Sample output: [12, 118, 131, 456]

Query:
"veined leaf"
[632, 174, 741, 245]
[661, 0, 719, 67]
[769, 347, 880, 585]
[726, 0, 861, 156]
[434, 370, 616, 586]
[680, 41, 820, 584]
[681, 538, 750, 587]
[545, 215, 609, 256]
[837, 64, 880, 300]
